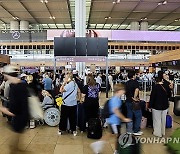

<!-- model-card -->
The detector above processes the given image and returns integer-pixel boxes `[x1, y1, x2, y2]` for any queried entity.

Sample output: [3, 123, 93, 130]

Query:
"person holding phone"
[58, 72, 81, 136]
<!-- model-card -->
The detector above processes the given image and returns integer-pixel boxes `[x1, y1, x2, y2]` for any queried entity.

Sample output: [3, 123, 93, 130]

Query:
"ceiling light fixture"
[158, 0, 167, 6]
[105, 17, 111, 20]
[141, 17, 148, 21]
[175, 19, 180, 22]
[50, 16, 55, 19]
[12, 16, 19, 20]
[40, 0, 48, 3]
[113, 0, 120, 4]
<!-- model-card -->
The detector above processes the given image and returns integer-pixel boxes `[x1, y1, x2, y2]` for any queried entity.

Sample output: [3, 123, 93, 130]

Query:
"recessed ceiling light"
[163, 0, 167, 4]
[12, 16, 19, 20]
[108, 16, 112, 19]
[105, 17, 108, 20]
[175, 19, 180, 22]
[50, 16, 55, 19]
[40, 0, 48, 3]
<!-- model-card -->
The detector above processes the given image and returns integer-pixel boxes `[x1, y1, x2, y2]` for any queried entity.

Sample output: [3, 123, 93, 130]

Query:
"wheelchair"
[42, 104, 61, 127]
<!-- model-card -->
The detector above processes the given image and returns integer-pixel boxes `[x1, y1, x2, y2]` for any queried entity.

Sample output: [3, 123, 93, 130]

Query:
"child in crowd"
[90, 83, 131, 154]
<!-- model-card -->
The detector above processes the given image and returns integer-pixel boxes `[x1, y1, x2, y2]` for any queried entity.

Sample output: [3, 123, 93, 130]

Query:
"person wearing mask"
[58, 72, 80, 136]
[149, 71, 169, 137]
[82, 74, 101, 123]
[96, 73, 102, 86]
[125, 70, 143, 136]
[42, 74, 53, 95]
[0, 65, 29, 154]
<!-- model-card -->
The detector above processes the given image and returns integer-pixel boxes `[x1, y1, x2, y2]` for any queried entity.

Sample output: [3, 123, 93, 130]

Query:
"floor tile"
[54, 145, 83, 154]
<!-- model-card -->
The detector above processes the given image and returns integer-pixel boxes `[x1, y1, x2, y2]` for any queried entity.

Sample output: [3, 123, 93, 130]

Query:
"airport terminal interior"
[0, 0, 180, 154]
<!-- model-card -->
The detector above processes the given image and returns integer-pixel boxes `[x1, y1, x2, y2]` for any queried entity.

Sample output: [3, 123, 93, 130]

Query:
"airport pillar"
[140, 21, 148, 31]
[130, 21, 139, 31]
[75, 0, 86, 79]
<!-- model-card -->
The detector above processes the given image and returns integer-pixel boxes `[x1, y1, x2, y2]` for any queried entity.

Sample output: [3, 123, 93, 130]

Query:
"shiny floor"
[0, 93, 179, 154]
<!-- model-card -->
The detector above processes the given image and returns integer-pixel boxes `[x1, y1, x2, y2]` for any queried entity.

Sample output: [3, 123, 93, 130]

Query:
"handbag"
[132, 100, 141, 110]
[56, 82, 75, 107]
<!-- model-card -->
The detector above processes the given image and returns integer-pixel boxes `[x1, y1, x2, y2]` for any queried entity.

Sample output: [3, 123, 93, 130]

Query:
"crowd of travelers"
[0, 65, 178, 154]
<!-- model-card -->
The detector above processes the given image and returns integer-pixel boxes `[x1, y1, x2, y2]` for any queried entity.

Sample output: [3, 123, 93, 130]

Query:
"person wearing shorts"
[90, 83, 131, 154]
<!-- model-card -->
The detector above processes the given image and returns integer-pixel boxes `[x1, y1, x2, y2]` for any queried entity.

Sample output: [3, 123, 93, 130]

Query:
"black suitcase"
[87, 118, 102, 139]
[173, 96, 180, 116]
[77, 103, 86, 131]
[146, 110, 153, 128]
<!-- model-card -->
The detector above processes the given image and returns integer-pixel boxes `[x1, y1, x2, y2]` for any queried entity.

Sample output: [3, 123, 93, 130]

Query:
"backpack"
[102, 100, 112, 119]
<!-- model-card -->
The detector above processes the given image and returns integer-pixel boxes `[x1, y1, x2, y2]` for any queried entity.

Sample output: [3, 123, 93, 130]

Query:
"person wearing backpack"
[149, 71, 170, 137]
[0, 65, 29, 154]
[90, 83, 131, 154]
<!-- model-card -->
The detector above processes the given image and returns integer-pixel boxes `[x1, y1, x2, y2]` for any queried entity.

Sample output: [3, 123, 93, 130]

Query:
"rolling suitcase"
[166, 115, 173, 128]
[87, 118, 102, 139]
[77, 103, 86, 132]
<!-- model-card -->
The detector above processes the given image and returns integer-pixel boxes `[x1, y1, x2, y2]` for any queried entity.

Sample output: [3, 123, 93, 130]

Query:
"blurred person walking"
[0, 65, 29, 154]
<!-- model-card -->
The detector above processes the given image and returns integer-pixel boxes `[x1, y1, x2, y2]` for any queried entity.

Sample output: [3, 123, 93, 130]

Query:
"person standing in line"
[90, 84, 131, 154]
[82, 74, 101, 123]
[0, 65, 29, 154]
[58, 72, 81, 136]
[108, 74, 114, 92]
[125, 70, 143, 136]
[42, 74, 53, 95]
[96, 73, 102, 86]
[149, 71, 169, 137]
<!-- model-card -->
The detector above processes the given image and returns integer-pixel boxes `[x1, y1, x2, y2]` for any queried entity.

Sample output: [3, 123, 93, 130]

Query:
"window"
[33, 45, 36, 49]
[24, 46, 28, 49]
[12, 46, 15, 49]
[16, 45, 19, 49]
[20, 45, 23, 49]
[42, 45, 45, 49]
[29, 45, 32, 49]
[50, 45, 53, 49]
[115, 46, 118, 49]
[120, 46, 123, 49]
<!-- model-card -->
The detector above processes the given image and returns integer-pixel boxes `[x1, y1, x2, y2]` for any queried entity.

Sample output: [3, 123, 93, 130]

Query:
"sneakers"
[58, 130, 62, 135]
[90, 141, 106, 154]
[73, 131, 78, 136]
[133, 131, 143, 136]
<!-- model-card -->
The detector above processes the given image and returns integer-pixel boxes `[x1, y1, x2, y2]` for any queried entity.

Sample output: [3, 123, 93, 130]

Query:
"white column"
[140, 21, 148, 31]
[130, 21, 139, 31]
[75, 0, 86, 37]
[75, 0, 86, 78]
[10, 21, 19, 31]
[20, 21, 29, 30]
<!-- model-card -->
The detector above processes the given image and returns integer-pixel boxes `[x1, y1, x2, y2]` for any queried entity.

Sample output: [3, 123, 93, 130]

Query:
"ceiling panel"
[92, 2, 113, 11]
[113, 2, 138, 11]
[111, 12, 129, 18]
[128, 12, 149, 19]
[135, 2, 157, 12]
